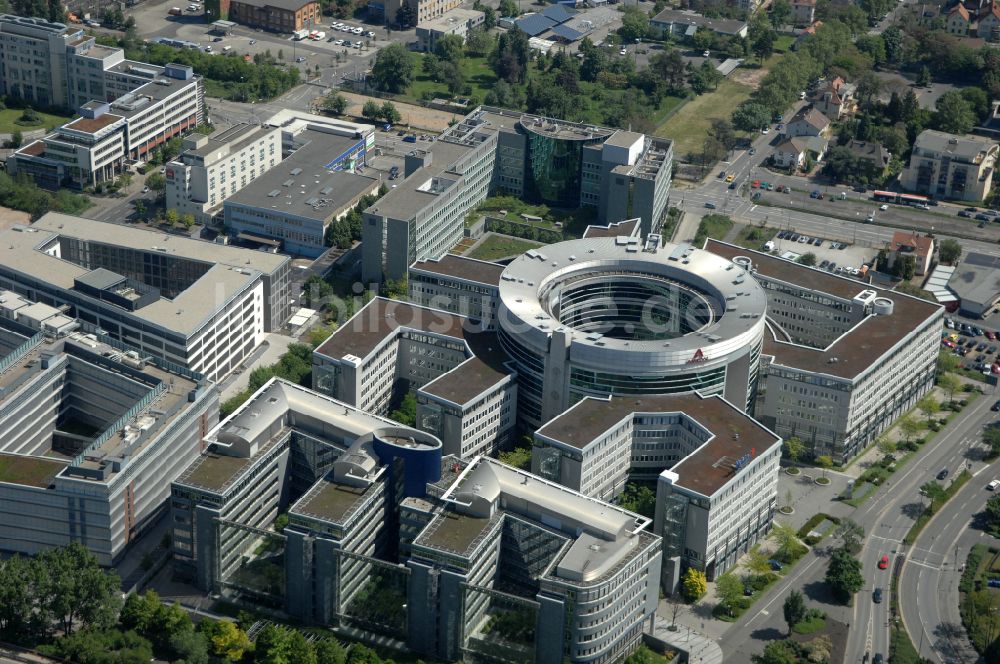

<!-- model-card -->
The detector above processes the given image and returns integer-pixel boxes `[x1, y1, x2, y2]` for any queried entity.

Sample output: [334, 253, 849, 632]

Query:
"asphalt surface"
[899, 452, 1000, 663]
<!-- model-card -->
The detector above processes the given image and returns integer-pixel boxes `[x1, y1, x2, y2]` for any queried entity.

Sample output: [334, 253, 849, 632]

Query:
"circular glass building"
[497, 237, 767, 428]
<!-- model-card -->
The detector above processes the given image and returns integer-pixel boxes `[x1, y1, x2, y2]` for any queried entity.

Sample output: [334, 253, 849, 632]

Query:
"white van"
[222, 45, 232, 51]
[988, 479, 999, 491]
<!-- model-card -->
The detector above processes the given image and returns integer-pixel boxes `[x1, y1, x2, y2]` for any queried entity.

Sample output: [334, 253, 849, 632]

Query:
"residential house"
[773, 137, 811, 170]
[900, 129, 999, 202]
[846, 140, 891, 178]
[887, 231, 935, 276]
[947, 4, 972, 35]
[791, 0, 816, 25]
[979, 4, 1000, 40]
[813, 77, 856, 120]
[785, 106, 830, 138]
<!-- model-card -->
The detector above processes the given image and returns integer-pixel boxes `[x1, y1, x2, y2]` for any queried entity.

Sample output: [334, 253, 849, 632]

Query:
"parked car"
[752, 180, 761, 189]
[768, 559, 783, 571]
[992, 400, 1000, 412]
[959, 211, 973, 218]
[812, 237, 822, 245]
[819, 260, 830, 269]
[977, 213, 992, 221]
[810, 190, 821, 199]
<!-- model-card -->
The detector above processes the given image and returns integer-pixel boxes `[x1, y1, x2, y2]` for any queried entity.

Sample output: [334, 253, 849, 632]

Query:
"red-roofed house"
[947, 4, 972, 35]
[888, 231, 936, 276]
[978, 4, 1000, 40]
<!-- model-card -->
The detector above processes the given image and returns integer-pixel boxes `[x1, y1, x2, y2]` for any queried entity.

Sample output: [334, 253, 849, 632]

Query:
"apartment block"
[0, 14, 75, 108]
[0, 296, 215, 566]
[312, 297, 516, 459]
[900, 129, 999, 202]
[408, 254, 503, 329]
[706, 241, 943, 463]
[166, 124, 282, 225]
[415, 8, 485, 51]
[534, 393, 781, 582]
[0, 214, 291, 381]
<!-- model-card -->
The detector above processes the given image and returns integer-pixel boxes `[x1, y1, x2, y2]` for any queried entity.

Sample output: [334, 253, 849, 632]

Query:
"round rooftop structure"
[496, 237, 768, 427]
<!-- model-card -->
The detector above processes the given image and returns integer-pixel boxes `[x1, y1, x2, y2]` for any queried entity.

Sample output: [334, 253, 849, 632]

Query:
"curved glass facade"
[524, 128, 601, 206]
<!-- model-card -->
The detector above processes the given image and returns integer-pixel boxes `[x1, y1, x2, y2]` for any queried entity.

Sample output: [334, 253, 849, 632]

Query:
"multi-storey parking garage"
[496, 236, 768, 428]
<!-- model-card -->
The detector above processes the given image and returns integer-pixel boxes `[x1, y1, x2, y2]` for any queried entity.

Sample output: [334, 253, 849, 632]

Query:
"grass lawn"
[733, 224, 774, 251]
[694, 214, 734, 245]
[0, 107, 74, 133]
[409, 54, 498, 104]
[774, 35, 796, 53]
[792, 615, 827, 635]
[468, 235, 542, 261]
[656, 78, 752, 158]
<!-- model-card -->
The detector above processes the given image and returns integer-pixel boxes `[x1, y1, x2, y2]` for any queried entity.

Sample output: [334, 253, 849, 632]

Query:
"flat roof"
[180, 449, 260, 493]
[365, 141, 473, 221]
[292, 478, 370, 524]
[420, 510, 497, 552]
[186, 123, 274, 162]
[230, 0, 316, 11]
[409, 254, 504, 287]
[0, 453, 66, 488]
[0, 214, 287, 337]
[705, 240, 942, 379]
[63, 113, 123, 134]
[110, 75, 196, 118]
[950, 252, 1000, 306]
[581, 218, 640, 239]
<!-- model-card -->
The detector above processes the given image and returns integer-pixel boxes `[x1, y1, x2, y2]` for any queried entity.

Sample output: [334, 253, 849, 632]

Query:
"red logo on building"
[688, 348, 707, 363]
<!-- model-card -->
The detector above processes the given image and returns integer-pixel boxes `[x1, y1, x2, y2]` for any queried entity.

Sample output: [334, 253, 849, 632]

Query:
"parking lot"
[769, 229, 876, 277]
[943, 318, 1000, 376]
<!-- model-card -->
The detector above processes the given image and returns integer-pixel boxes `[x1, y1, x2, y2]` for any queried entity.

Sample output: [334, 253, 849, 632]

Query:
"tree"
[938, 350, 960, 375]
[771, 521, 801, 562]
[815, 455, 833, 479]
[255, 624, 317, 664]
[710, 118, 738, 154]
[733, 102, 771, 132]
[120, 591, 161, 634]
[825, 548, 864, 602]
[916, 65, 931, 87]
[920, 481, 947, 507]
[170, 629, 209, 664]
[877, 437, 897, 460]
[986, 495, 1000, 533]
[322, 92, 349, 116]
[751, 29, 776, 64]
[752, 640, 801, 664]
[835, 519, 865, 554]
[715, 573, 744, 617]
[939, 238, 962, 264]
[465, 26, 494, 57]
[783, 436, 805, 463]
[618, 6, 649, 43]
[618, 482, 656, 518]
[498, 0, 518, 16]
[899, 414, 923, 444]
[983, 427, 1000, 459]
[390, 391, 417, 425]
[770, 0, 791, 27]
[937, 373, 961, 404]
[145, 172, 166, 193]
[935, 91, 977, 135]
[782, 590, 806, 634]
[744, 547, 773, 576]
[371, 43, 414, 93]
[917, 395, 939, 426]
[481, 6, 497, 30]
[797, 252, 817, 266]
[314, 639, 347, 664]
[681, 567, 708, 602]
[379, 101, 401, 124]
[438, 60, 466, 95]
[434, 33, 464, 64]
[40, 544, 121, 636]
[361, 100, 381, 121]
[690, 60, 723, 94]
[490, 28, 531, 84]
[395, 0, 417, 28]
[204, 620, 251, 662]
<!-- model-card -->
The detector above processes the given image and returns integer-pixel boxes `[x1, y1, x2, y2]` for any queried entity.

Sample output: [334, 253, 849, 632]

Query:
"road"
[717, 391, 998, 663]
[899, 448, 1000, 662]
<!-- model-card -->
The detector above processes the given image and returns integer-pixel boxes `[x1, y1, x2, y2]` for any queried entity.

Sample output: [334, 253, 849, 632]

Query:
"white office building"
[166, 124, 283, 225]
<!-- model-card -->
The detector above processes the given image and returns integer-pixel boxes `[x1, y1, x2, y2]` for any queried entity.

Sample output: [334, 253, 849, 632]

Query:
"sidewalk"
[672, 211, 702, 243]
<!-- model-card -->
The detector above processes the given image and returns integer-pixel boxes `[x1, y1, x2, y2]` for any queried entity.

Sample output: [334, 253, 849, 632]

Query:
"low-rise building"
[947, 4, 972, 34]
[949, 252, 1000, 317]
[415, 7, 484, 51]
[0, 213, 291, 381]
[649, 8, 748, 38]
[978, 5, 1000, 40]
[371, 0, 460, 26]
[0, 297, 215, 566]
[312, 297, 516, 459]
[812, 77, 855, 120]
[223, 130, 379, 256]
[227, 0, 322, 32]
[900, 130, 999, 202]
[887, 231, 935, 277]
[784, 106, 831, 138]
[705, 240, 943, 464]
[772, 137, 811, 170]
[533, 393, 781, 583]
[791, 0, 816, 25]
[166, 123, 283, 225]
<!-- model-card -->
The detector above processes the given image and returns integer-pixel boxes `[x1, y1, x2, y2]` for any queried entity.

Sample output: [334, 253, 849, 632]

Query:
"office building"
[900, 129, 999, 202]
[362, 106, 673, 284]
[533, 393, 781, 582]
[227, 0, 322, 32]
[223, 130, 379, 256]
[706, 240, 943, 463]
[173, 378, 661, 664]
[9, 103, 126, 191]
[312, 297, 516, 459]
[408, 254, 504, 328]
[0, 14, 76, 108]
[496, 236, 767, 429]
[166, 123, 283, 225]
[415, 8, 485, 51]
[0, 294, 215, 566]
[0, 214, 291, 381]
[369, 0, 461, 26]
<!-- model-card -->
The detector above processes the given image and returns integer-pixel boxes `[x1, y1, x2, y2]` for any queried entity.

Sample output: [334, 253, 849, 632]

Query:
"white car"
[879, 204, 888, 211]
[334, 38, 343, 45]
[353, 41, 362, 48]
[619, 47, 627, 55]
[761, 127, 770, 134]
[702, 50, 710, 57]
[366, 30, 375, 38]
[353, 27, 364, 34]
[989, 479, 1000, 491]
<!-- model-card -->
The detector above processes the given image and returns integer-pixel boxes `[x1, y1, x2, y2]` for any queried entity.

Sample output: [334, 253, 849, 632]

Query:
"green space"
[797, 513, 841, 546]
[733, 224, 774, 251]
[408, 54, 498, 104]
[693, 214, 734, 245]
[0, 453, 65, 488]
[791, 611, 827, 635]
[959, 545, 1000, 655]
[467, 235, 543, 261]
[773, 34, 796, 53]
[656, 78, 752, 157]
[469, 195, 599, 239]
[904, 469, 972, 545]
[0, 107, 72, 133]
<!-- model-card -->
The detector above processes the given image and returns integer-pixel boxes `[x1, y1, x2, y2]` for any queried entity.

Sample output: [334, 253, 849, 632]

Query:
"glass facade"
[525, 129, 601, 206]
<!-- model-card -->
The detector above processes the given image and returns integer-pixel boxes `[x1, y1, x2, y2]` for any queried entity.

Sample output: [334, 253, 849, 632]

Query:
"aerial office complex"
[362, 106, 673, 283]
[534, 393, 781, 581]
[312, 297, 516, 459]
[705, 241, 942, 463]
[2, 15, 205, 189]
[0, 292, 215, 566]
[0, 214, 291, 381]
[172, 378, 661, 664]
